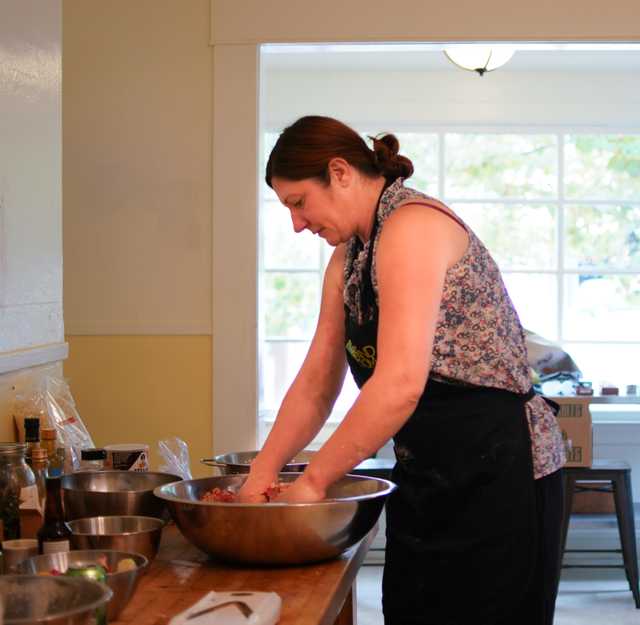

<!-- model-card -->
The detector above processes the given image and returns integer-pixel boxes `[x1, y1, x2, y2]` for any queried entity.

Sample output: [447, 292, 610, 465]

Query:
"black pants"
[519, 468, 564, 625]
[382, 468, 564, 625]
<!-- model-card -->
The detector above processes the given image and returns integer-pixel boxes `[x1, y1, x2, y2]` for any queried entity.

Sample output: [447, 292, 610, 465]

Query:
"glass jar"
[0, 443, 36, 540]
[80, 448, 107, 472]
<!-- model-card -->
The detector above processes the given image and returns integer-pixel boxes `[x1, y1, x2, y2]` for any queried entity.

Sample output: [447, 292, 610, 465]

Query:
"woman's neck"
[355, 176, 388, 244]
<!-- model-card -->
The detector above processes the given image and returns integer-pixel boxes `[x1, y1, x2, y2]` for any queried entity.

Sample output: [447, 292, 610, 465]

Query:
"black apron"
[344, 210, 538, 625]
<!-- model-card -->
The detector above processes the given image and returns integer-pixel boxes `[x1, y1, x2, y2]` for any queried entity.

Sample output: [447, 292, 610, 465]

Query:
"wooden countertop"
[112, 523, 376, 625]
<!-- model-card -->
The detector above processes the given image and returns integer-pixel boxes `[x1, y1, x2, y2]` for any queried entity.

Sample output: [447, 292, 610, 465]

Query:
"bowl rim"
[0, 574, 113, 623]
[14, 549, 149, 580]
[153, 473, 397, 508]
[200, 449, 316, 469]
[66, 515, 166, 536]
[61, 471, 182, 494]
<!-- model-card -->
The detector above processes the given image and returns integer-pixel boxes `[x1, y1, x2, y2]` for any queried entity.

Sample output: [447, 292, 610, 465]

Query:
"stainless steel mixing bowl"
[200, 450, 316, 474]
[61, 471, 181, 520]
[66, 516, 164, 563]
[154, 473, 396, 565]
[15, 550, 147, 621]
[0, 575, 112, 625]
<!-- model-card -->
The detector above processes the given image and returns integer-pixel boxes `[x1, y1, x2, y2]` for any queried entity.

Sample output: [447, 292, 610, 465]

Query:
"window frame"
[257, 124, 640, 444]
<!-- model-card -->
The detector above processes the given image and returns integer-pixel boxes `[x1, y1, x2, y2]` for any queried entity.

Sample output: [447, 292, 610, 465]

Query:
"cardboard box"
[547, 396, 593, 468]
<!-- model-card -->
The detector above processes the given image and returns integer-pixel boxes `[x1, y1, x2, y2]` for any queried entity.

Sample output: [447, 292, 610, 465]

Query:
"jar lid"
[0, 442, 27, 456]
[41, 428, 57, 440]
[81, 448, 107, 461]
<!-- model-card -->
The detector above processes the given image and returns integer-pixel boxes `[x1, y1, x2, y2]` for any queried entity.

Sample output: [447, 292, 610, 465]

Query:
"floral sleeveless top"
[343, 179, 565, 479]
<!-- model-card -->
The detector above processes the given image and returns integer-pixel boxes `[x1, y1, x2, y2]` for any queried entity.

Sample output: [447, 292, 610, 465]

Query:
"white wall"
[0, 0, 64, 438]
[264, 68, 640, 129]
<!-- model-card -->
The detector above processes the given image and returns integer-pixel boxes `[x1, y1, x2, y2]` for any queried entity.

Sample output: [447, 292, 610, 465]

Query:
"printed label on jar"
[42, 540, 70, 554]
[19, 485, 39, 510]
[108, 449, 149, 471]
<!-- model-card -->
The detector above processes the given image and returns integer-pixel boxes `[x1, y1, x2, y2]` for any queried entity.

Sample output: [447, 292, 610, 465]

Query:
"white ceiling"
[261, 44, 640, 73]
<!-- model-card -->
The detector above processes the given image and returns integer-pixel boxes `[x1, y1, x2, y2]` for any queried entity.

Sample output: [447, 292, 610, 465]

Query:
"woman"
[239, 116, 565, 625]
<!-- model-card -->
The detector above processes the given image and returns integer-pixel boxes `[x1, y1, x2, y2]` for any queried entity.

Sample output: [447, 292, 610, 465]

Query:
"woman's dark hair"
[265, 116, 414, 188]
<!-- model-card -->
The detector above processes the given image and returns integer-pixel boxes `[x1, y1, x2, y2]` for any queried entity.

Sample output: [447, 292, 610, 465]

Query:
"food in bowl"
[200, 481, 291, 503]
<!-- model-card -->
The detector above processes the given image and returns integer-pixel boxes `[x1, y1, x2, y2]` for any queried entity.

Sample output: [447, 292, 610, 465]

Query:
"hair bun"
[370, 134, 414, 181]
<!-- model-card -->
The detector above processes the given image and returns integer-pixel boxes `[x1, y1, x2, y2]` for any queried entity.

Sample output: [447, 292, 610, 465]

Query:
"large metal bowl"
[66, 516, 164, 563]
[0, 575, 112, 625]
[61, 471, 181, 520]
[154, 473, 396, 565]
[200, 450, 316, 474]
[15, 550, 147, 621]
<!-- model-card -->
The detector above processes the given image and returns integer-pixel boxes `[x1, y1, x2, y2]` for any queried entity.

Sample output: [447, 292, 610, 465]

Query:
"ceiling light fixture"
[444, 45, 515, 76]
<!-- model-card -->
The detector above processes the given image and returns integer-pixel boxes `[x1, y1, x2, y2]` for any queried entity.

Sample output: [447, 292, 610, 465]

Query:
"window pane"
[563, 274, 640, 341]
[565, 204, 640, 270]
[454, 203, 556, 270]
[565, 135, 640, 201]
[502, 273, 558, 339]
[395, 133, 439, 196]
[263, 272, 320, 339]
[259, 340, 309, 411]
[445, 134, 557, 200]
[262, 199, 321, 269]
[562, 343, 640, 386]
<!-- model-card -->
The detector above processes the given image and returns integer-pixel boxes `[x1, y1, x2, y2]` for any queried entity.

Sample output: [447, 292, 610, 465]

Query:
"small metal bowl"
[0, 574, 112, 625]
[15, 550, 147, 621]
[61, 471, 181, 520]
[200, 449, 316, 474]
[154, 473, 396, 565]
[66, 516, 164, 563]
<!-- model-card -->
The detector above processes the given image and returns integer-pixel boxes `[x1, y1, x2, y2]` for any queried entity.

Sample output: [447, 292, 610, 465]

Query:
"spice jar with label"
[80, 448, 107, 472]
[0, 443, 36, 540]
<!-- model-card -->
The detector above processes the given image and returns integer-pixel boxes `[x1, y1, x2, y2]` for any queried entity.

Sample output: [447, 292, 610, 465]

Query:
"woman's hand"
[236, 473, 275, 503]
[273, 473, 326, 503]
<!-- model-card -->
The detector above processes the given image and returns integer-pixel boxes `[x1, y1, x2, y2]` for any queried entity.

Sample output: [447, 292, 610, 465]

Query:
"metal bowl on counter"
[0, 575, 112, 625]
[15, 550, 147, 621]
[61, 471, 181, 520]
[154, 473, 396, 565]
[66, 516, 164, 563]
[200, 449, 316, 474]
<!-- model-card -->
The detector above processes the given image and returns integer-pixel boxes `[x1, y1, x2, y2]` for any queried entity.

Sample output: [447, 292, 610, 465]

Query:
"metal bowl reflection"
[0, 575, 112, 625]
[15, 550, 147, 621]
[66, 516, 164, 563]
[200, 450, 316, 474]
[61, 471, 181, 520]
[154, 473, 396, 565]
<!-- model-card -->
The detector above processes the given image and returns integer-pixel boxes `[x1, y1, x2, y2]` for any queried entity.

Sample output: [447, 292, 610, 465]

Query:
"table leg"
[334, 585, 357, 625]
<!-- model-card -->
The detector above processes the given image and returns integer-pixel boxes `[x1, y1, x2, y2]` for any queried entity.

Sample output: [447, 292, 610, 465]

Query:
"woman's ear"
[327, 157, 352, 187]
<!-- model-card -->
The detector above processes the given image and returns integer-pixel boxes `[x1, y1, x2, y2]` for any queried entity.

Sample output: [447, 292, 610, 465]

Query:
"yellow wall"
[62, 0, 213, 477]
[64, 336, 211, 477]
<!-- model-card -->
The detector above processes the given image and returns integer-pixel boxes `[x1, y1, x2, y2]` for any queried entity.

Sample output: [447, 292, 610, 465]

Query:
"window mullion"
[557, 133, 565, 343]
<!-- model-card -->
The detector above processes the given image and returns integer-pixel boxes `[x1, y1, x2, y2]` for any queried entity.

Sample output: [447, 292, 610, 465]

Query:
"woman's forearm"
[249, 364, 346, 480]
[303, 373, 421, 492]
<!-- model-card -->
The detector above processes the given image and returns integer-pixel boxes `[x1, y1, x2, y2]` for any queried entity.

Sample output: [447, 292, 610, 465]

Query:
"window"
[258, 129, 640, 444]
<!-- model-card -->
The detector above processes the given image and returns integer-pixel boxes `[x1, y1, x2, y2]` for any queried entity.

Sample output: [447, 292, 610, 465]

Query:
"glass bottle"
[30, 447, 49, 514]
[0, 443, 36, 540]
[41, 428, 65, 477]
[24, 417, 41, 466]
[37, 476, 72, 554]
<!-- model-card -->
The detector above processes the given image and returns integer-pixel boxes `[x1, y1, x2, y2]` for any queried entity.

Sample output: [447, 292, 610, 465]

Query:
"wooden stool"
[560, 460, 640, 608]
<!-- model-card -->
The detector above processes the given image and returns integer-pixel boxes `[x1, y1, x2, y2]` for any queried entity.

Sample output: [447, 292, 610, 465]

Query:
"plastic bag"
[158, 437, 193, 480]
[13, 373, 94, 472]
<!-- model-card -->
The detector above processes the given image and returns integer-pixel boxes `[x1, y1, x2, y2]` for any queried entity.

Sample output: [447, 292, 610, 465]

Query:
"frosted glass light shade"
[444, 46, 515, 76]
